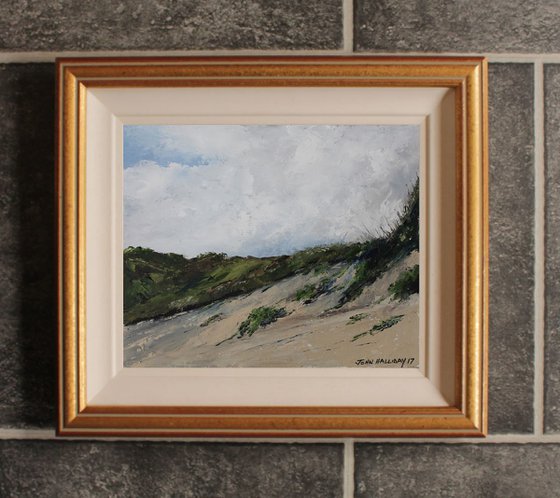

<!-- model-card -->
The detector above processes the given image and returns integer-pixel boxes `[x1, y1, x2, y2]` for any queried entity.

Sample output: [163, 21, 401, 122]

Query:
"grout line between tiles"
[1, 51, 560, 64]
[4, 430, 560, 444]
[486, 55, 560, 63]
[534, 61, 546, 436]
[343, 439, 355, 498]
[0, 49, 344, 63]
[342, 0, 354, 54]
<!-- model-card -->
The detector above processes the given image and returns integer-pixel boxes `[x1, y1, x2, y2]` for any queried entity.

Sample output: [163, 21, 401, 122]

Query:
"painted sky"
[123, 124, 419, 258]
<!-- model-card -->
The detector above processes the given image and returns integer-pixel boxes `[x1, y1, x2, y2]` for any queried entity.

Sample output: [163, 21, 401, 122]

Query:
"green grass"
[237, 306, 287, 338]
[352, 314, 405, 341]
[123, 241, 363, 325]
[388, 265, 419, 301]
[294, 277, 333, 304]
[338, 179, 419, 307]
[294, 284, 317, 302]
[346, 313, 368, 325]
[200, 313, 224, 328]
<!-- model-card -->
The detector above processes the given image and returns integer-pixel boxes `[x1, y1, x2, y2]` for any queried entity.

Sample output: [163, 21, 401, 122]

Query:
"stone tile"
[0, 0, 342, 51]
[355, 444, 560, 498]
[0, 320, 25, 425]
[0, 174, 20, 254]
[0, 260, 21, 320]
[355, 0, 560, 53]
[0, 318, 56, 428]
[545, 64, 560, 433]
[0, 64, 57, 428]
[488, 64, 535, 433]
[0, 441, 343, 498]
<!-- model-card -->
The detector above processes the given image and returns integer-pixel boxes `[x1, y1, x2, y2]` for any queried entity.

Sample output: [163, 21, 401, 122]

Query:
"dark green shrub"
[388, 265, 419, 301]
[295, 284, 317, 302]
[237, 306, 287, 338]
[352, 314, 404, 341]
[294, 277, 333, 304]
[200, 313, 224, 327]
[338, 178, 419, 306]
[347, 313, 368, 325]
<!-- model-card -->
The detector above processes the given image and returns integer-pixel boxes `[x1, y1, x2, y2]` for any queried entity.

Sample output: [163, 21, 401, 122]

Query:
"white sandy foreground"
[124, 252, 419, 368]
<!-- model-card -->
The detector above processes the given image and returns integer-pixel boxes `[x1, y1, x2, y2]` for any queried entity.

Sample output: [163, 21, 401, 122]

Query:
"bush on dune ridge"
[336, 178, 419, 307]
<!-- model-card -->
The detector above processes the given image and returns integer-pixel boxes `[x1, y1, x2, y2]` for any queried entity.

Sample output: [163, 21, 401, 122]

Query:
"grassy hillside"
[124, 178, 419, 325]
[337, 179, 419, 305]
[124, 242, 364, 324]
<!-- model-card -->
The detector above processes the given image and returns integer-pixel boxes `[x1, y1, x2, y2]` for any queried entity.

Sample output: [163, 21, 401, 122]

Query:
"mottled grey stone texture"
[355, 444, 560, 497]
[488, 64, 535, 433]
[0, 64, 56, 427]
[0, 441, 343, 498]
[545, 64, 560, 433]
[0, 0, 342, 51]
[355, 0, 560, 53]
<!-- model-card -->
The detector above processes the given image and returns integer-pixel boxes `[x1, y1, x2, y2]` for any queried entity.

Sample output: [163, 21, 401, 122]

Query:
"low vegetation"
[337, 179, 419, 307]
[237, 306, 287, 338]
[388, 265, 419, 301]
[294, 277, 333, 304]
[352, 314, 405, 341]
[199, 313, 224, 328]
[346, 313, 368, 325]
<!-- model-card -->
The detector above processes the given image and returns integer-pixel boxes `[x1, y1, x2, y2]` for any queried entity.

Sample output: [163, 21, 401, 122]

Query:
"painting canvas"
[123, 124, 420, 368]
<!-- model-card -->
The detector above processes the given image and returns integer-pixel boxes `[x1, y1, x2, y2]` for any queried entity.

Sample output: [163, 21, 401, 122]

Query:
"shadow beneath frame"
[11, 63, 57, 427]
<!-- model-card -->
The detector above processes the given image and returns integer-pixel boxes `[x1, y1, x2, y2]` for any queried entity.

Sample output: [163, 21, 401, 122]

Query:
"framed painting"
[57, 56, 488, 437]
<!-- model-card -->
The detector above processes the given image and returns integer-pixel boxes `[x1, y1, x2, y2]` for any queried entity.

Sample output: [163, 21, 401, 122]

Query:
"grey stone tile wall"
[0, 0, 343, 51]
[1, 1, 559, 496]
[488, 63, 535, 433]
[355, 444, 560, 497]
[0, 64, 56, 428]
[545, 64, 560, 433]
[0, 441, 344, 498]
[355, 0, 560, 53]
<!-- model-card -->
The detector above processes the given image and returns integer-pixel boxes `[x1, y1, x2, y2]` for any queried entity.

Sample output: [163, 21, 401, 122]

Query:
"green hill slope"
[124, 178, 419, 325]
[124, 243, 363, 324]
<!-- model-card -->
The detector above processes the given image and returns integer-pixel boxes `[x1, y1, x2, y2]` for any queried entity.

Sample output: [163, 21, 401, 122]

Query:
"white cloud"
[124, 125, 419, 258]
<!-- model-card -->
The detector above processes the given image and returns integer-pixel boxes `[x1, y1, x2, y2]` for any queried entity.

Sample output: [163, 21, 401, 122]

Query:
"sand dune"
[124, 252, 419, 368]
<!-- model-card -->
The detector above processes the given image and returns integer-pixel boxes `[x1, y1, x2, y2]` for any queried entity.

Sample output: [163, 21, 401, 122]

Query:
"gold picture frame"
[57, 56, 488, 437]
